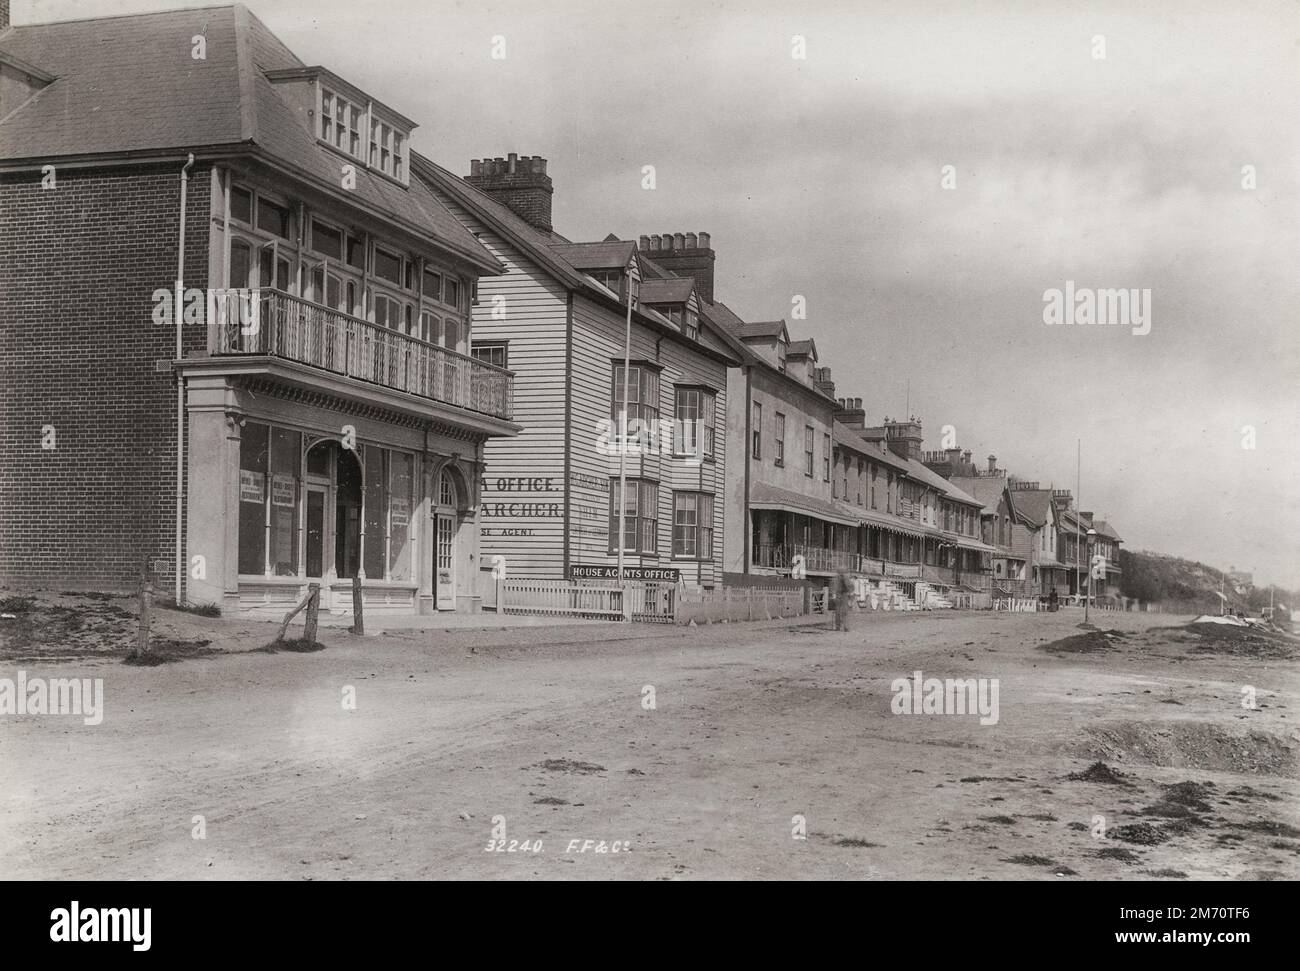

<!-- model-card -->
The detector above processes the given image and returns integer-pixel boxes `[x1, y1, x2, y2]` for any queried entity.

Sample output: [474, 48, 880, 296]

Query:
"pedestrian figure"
[833, 569, 853, 631]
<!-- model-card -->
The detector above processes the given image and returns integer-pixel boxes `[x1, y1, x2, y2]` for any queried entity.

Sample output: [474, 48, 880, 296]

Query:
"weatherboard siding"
[568, 294, 727, 585]
[437, 198, 570, 579]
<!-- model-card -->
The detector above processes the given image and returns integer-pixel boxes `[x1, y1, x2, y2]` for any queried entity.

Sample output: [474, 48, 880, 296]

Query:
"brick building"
[0, 5, 517, 613]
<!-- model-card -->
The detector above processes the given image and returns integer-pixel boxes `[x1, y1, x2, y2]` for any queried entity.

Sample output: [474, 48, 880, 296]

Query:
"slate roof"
[787, 338, 818, 358]
[410, 154, 741, 366]
[901, 457, 983, 508]
[0, 4, 495, 271]
[638, 277, 695, 305]
[1094, 520, 1124, 542]
[550, 240, 635, 270]
[733, 320, 789, 341]
[1010, 489, 1051, 529]
[949, 475, 1008, 516]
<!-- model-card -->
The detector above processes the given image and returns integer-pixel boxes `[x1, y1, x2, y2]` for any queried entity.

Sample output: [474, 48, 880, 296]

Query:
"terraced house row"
[0, 4, 1121, 615]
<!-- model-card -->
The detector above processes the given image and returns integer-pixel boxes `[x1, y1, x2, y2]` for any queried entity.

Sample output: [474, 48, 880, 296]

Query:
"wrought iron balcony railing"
[207, 288, 514, 421]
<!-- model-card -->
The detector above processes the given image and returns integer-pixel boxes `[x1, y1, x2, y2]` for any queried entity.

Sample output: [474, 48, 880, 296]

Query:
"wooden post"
[351, 575, 364, 635]
[303, 582, 320, 644]
[137, 568, 153, 657]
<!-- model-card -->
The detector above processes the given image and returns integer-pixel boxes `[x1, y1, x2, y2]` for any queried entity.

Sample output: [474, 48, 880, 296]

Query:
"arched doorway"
[304, 439, 363, 580]
[433, 466, 464, 610]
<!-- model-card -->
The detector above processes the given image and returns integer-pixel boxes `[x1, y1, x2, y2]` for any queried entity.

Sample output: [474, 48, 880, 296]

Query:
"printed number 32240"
[484, 839, 543, 853]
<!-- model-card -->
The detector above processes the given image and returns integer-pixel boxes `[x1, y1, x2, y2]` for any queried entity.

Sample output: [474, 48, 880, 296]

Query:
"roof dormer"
[265, 66, 415, 186]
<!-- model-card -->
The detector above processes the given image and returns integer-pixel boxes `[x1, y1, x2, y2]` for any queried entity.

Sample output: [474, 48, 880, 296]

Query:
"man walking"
[833, 569, 854, 631]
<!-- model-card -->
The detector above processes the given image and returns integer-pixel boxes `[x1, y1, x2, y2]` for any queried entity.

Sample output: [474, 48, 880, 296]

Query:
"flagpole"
[616, 266, 635, 587]
[1076, 439, 1081, 600]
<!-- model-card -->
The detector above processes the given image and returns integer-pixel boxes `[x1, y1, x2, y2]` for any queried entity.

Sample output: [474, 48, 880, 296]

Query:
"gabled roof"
[638, 277, 695, 305]
[549, 240, 635, 271]
[902, 458, 983, 507]
[787, 338, 818, 359]
[410, 155, 741, 366]
[734, 319, 790, 342]
[949, 475, 1009, 517]
[1094, 520, 1124, 542]
[0, 4, 496, 271]
[1010, 489, 1052, 529]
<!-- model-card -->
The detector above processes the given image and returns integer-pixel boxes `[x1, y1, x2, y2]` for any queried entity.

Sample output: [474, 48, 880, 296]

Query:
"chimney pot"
[685, 232, 698, 249]
[698, 231, 711, 249]
[638, 235, 650, 249]
[673, 232, 686, 249]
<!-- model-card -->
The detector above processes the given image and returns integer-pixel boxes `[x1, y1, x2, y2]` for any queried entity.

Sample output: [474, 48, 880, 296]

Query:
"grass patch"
[156, 597, 222, 618]
[255, 637, 325, 654]
[0, 596, 38, 614]
[123, 639, 218, 666]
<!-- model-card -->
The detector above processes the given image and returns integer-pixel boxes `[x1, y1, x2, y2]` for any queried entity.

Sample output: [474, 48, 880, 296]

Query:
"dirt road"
[2, 608, 1296, 880]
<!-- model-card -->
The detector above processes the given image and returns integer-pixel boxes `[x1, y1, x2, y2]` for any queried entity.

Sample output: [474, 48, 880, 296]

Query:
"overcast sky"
[19, 0, 1300, 587]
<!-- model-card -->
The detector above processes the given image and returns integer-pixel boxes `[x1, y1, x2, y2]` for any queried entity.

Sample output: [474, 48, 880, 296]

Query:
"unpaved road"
[2, 609, 1297, 880]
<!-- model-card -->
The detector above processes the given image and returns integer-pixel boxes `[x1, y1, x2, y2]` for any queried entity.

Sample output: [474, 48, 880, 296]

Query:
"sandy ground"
[1, 605, 1297, 880]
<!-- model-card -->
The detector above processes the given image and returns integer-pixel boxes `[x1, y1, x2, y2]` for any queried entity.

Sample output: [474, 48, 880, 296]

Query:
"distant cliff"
[1119, 549, 1295, 617]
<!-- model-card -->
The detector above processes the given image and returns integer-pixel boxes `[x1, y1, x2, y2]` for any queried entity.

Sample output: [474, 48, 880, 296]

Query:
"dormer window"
[321, 88, 364, 162]
[317, 81, 410, 185]
[777, 340, 788, 373]
[370, 119, 406, 180]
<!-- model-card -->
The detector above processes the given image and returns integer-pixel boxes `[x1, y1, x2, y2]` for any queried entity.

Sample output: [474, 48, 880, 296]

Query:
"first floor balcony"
[206, 288, 514, 421]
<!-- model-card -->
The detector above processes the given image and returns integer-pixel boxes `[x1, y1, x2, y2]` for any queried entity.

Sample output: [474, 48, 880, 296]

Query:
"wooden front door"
[435, 513, 455, 610]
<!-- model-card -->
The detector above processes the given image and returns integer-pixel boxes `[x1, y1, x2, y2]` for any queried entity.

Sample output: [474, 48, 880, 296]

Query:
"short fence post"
[351, 575, 364, 635]
[137, 567, 153, 658]
[303, 582, 320, 644]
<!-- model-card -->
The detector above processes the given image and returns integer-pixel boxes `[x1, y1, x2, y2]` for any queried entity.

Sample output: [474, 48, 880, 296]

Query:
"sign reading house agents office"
[569, 565, 680, 582]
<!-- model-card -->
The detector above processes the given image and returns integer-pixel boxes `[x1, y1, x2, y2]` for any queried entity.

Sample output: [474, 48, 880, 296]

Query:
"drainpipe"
[175, 153, 195, 604]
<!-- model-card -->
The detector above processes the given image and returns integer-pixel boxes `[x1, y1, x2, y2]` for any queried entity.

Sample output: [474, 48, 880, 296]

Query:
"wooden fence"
[498, 579, 626, 620]
[495, 578, 825, 624]
[676, 585, 807, 625]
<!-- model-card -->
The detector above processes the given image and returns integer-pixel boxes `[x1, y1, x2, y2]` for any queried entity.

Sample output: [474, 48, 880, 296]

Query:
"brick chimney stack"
[465, 153, 554, 232]
[637, 230, 716, 303]
[883, 417, 924, 461]
[834, 397, 866, 429]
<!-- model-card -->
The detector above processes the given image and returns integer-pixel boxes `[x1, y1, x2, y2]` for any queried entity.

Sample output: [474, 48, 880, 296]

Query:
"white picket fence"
[994, 597, 1039, 612]
[498, 579, 627, 619]
[676, 585, 806, 625]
